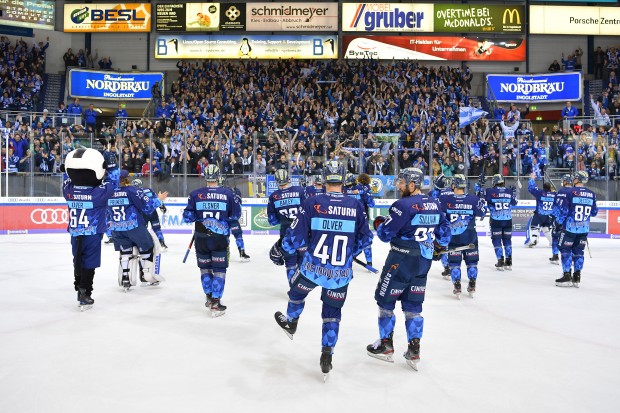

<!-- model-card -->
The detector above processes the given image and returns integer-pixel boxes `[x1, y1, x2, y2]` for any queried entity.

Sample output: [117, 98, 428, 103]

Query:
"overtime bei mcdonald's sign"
[432, 4, 524, 33]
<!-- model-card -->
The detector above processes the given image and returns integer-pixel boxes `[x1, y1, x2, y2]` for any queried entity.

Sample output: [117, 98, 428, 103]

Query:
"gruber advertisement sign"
[486, 73, 583, 102]
[342, 3, 434, 32]
[68, 69, 164, 100]
[343, 36, 525, 61]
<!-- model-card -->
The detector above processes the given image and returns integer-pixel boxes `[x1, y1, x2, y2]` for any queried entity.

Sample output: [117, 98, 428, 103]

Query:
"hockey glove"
[373, 215, 387, 231]
[432, 241, 448, 261]
[270, 240, 285, 266]
[159, 203, 168, 214]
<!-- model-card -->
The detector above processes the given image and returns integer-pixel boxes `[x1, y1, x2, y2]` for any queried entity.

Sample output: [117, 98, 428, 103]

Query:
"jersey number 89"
[574, 205, 591, 221]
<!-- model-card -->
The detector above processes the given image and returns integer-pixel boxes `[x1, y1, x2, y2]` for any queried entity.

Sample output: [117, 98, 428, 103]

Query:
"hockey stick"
[438, 243, 476, 255]
[586, 239, 592, 258]
[182, 234, 195, 264]
[353, 257, 378, 273]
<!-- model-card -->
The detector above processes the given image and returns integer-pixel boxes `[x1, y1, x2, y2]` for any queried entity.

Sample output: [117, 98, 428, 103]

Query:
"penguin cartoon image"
[168, 38, 179, 54]
[471, 40, 493, 59]
[239, 38, 252, 57]
[324, 38, 334, 55]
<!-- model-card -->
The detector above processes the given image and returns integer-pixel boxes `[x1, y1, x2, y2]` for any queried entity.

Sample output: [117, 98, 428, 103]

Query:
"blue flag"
[459, 107, 488, 128]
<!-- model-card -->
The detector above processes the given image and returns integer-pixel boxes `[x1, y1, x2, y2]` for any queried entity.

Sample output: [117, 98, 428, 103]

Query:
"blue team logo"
[71, 7, 90, 24]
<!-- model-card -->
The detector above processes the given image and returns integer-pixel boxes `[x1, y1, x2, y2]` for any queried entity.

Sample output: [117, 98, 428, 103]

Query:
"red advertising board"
[342, 35, 526, 61]
[0, 204, 68, 233]
[608, 210, 620, 235]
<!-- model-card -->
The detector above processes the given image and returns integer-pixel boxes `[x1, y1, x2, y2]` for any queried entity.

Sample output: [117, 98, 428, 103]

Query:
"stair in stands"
[42, 73, 65, 112]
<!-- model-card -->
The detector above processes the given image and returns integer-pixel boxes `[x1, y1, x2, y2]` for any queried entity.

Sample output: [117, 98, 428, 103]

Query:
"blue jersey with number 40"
[556, 187, 598, 234]
[283, 192, 373, 289]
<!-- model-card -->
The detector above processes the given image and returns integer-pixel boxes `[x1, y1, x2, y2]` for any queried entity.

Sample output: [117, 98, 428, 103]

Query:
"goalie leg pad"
[118, 247, 138, 287]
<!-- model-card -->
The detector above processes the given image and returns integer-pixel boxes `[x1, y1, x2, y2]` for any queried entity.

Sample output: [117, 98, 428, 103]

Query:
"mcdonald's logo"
[503, 8, 521, 25]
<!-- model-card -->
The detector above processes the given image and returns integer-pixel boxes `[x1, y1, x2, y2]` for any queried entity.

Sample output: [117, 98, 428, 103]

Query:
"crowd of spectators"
[62, 48, 114, 71]
[0, 36, 48, 112]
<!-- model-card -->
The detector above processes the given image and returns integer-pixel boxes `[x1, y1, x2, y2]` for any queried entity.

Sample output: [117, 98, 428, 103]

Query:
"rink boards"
[1, 197, 620, 238]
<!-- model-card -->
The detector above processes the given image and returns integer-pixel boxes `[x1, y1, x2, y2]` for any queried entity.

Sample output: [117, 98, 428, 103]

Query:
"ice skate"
[403, 338, 420, 371]
[122, 274, 131, 292]
[453, 280, 462, 299]
[366, 261, 373, 273]
[504, 257, 512, 271]
[139, 271, 160, 287]
[210, 298, 227, 318]
[467, 279, 476, 298]
[77, 289, 94, 311]
[320, 346, 333, 381]
[572, 271, 581, 288]
[274, 311, 298, 340]
[528, 239, 537, 248]
[366, 333, 394, 362]
[159, 240, 168, 252]
[441, 266, 450, 279]
[238, 248, 250, 262]
[556, 271, 573, 287]
[204, 293, 213, 308]
[549, 254, 560, 265]
[495, 257, 505, 271]
[104, 238, 113, 245]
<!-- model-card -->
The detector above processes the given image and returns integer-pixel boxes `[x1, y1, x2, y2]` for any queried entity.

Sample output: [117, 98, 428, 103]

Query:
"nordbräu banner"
[68, 69, 164, 100]
[486, 72, 583, 103]
[343, 35, 525, 61]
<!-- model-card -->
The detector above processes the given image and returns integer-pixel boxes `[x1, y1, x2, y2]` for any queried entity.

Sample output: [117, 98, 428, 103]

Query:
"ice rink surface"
[0, 233, 618, 413]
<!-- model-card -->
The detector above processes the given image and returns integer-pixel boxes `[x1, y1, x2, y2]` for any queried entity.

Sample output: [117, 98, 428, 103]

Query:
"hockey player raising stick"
[62, 148, 116, 310]
[440, 174, 487, 298]
[274, 161, 372, 380]
[554, 171, 598, 287]
[483, 174, 518, 270]
[131, 179, 169, 251]
[267, 169, 306, 283]
[108, 170, 168, 291]
[183, 165, 242, 316]
[525, 173, 556, 248]
[366, 167, 451, 370]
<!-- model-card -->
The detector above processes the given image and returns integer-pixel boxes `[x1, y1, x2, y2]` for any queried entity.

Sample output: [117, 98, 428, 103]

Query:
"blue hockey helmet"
[131, 178, 143, 188]
[204, 164, 221, 182]
[323, 161, 346, 184]
[313, 175, 324, 185]
[492, 174, 505, 186]
[274, 169, 290, 186]
[299, 175, 307, 187]
[452, 174, 467, 189]
[398, 167, 424, 186]
[561, 173, 573, 186]
[344, 173, 356, 187]
[573, 170, 588, 185]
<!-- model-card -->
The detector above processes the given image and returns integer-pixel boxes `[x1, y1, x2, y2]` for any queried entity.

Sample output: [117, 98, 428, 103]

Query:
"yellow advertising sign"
[64, 3, 151, 32]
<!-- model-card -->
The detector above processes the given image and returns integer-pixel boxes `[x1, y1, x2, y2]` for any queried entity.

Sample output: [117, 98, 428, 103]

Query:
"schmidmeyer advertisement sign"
[530, 6, 620, 36]
[486, 73, 582, 103]
[246, 3, 338, 31]
[68, 69, 164, 100]
[342, 3, 434, 32]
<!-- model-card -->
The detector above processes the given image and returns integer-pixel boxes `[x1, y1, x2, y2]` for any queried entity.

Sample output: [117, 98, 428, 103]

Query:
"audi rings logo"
[31, 209, 69, 225]
[226, 6, 240, 21]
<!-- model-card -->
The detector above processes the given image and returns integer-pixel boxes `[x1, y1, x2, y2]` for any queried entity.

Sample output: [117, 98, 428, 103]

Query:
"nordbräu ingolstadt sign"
[486, 72, 582, 102]
[68, 69, 164, 100]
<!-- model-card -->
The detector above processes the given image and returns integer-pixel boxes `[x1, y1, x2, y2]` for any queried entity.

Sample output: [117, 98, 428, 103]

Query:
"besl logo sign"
[342, 3, 434, 32]
[64, 3, 151, 32]
[486, 72, 582, 103]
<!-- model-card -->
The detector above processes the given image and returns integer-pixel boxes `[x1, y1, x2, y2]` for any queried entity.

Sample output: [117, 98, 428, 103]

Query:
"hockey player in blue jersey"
[267, 169, 306, 282]
[484, 174, 518, 270]
[554, 171, 598, 287]
[549, 174, 573, 265]
[431, 174, 454, 277]
[366, 167, 451, 370]
[131, 179, 169, 251]
[227, 186, 250, 261]
[183, 165, 241, 316]
[342, 173, 376, 268]
[274, 161, 372, 380]
[440, 175, 487, 298]
[108, 170, 168, 292]
[62, 148, 116, 310]
[304, 175, 325, 198]
[102, 144, 120, 245]
[525, 173, 556, 248]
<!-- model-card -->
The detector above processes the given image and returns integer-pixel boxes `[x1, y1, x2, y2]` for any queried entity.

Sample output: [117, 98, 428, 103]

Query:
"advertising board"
[64, 3, 151, 32]
[0, 0, 55, 31]
[486, 73, 582, 103]
[68, 69, 164, 100]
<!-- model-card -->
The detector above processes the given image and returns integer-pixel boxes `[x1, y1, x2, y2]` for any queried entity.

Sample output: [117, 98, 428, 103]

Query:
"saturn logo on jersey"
[314, 204, 329, 214]
[31, 209, 69, 224]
